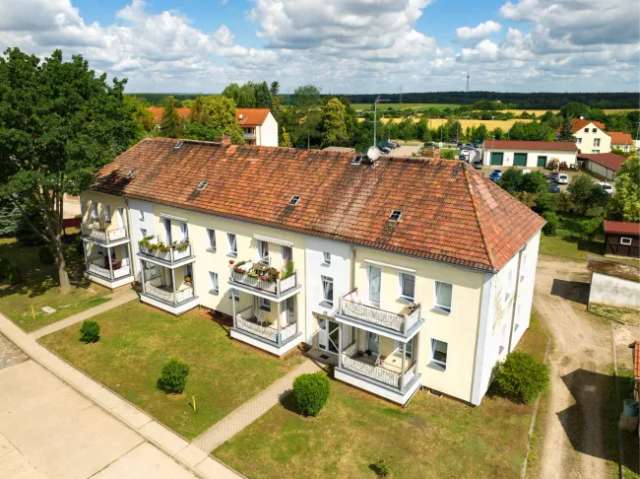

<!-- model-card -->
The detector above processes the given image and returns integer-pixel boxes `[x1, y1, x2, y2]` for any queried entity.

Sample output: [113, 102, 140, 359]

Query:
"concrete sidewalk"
[0, 313, 243, 479]
[193, 359, 320, 452]
[31, 288, 138, 339]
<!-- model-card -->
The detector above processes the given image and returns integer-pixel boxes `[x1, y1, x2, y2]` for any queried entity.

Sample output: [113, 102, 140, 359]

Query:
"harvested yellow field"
[378, 117, 533, 129]
[500, 108, 637, 115]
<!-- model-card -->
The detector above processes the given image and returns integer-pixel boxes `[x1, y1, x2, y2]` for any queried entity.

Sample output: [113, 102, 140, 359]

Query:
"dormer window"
[289, 195, 300, 206]
[389, 209, 402, 222]
[351, 155, 364, 165]
[196, 180, 208, 191]
[174, 140, 184, 149]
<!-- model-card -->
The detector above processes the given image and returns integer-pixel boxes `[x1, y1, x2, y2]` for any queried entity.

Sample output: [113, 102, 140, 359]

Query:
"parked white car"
[556, 173, 569, 185]
[598, 181, 615, 194]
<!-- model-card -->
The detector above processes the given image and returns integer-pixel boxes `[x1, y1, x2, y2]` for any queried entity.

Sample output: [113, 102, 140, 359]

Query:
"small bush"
[38, 245, 55, 265]
[0, 257, 21, 285]
[80, 321, 100, 343]
[492, 351, 549, 404]
[293, 372, 330, 416]
[542, 211, 559, 236]
[157, 359, 190, 394]
[370, 459, 390, 477]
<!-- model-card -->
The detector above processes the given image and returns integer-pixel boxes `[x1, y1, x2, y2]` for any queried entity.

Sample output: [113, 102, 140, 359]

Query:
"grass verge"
[40, 301, 303, 439]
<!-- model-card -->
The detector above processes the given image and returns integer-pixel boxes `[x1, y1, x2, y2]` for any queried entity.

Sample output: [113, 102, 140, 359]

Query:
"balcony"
[82, 224, 128, 244]
[229, 260, 300, 300]
[337, 289, 423, 338]
[230, 304, 301, 356]
[334, 334, 421, 405]
[138, 237, 193, 266]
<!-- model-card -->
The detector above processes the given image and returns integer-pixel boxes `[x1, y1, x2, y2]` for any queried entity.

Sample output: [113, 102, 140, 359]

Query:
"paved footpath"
[0, 312, 243, 479]
[193, 358, 320, 452]
[31, 288, 138, 339]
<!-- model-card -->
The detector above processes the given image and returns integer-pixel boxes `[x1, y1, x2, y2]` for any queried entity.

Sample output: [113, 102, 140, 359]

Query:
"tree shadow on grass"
[557, 368, 639, 474]
[279, 390, 299, 414]
[561, 235, 605, 256]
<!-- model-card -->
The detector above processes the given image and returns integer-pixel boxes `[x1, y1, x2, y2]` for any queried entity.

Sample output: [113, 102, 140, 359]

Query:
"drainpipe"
[507, 248, 524, 354]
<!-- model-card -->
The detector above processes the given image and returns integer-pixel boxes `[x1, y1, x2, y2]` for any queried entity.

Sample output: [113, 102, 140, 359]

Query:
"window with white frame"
[282, 245, 293, 263]
[258, 240, 269, 261]
[435, 281, 452, 312]
[399, 272, 415, 301]
[321, 276, 334, 306]
[90, 203, 99, 221]
[620, 237, 632, 246]
[576, 137, 582, 144]
[206, 229, 216, 251]
[209, 272, 219, 295]
[103, 205, 111, 223]
[259, 297, 271, 311]
[322, 251, 331, 265]
[431, 339, 448, 368]
[583, 128, 589, 133]
[394, 340, 413, 360]
[593, 138, 600, 147]
[591, 128, 597, 132]
[227, 233, 237, 257]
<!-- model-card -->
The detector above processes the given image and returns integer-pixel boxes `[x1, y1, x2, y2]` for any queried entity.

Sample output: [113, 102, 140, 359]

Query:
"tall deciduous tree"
[159, 96, 182, 138]
[321, 98, 349, 147]
[610, 156, 640, 221]
[0, 48, 137, 291]
[183, 96, 244, 143]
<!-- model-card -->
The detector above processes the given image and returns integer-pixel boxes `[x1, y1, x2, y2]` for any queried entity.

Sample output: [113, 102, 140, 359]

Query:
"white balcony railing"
[235, 307, 298, 344]
[82, 225, 127, 243]
[341, 355, 417, 391]
[230, 266, 298, 297]
[144, 283, 194, 305]
[339, 290, 421, 334]
[88, 261, 131, 281]
[139, 242, 192, 263]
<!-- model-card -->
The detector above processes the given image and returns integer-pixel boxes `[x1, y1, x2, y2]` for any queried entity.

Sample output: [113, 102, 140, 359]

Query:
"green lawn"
[539, 214, 605, 262]
[214, 316, 548, 479]
[0, 237, 111, 331]
[40, 301, 303, 439]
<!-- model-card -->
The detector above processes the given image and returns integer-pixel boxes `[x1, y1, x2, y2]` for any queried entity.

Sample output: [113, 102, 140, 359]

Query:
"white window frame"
[576, 138, 582, 144]
[227, 233, 237, 257]
[620, 236, 632, 246]
[321, 275, 334, 306]
[430, 338, 447, 369]
[399, 272, 415, 301]
[434, 281, 452, 313]
[282, 246, 293, 263]
[322, 251, 331, 265]
[103, 205, 112, 224]
[258, 240, 269, 262]
[209, 272, 219, 295]
[207, 229, 216, 252]
[593, 138, 600, 147]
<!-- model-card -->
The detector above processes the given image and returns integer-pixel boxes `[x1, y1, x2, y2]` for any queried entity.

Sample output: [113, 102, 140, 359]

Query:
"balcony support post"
[170, 268, 176, 305]
[231, 289, 237, 329]
[106, 246, 114, 280]
[277, 303, 282, 346]
[140, 260, 146, 294]
[399, 342, 406, 390]
[338, 323, 343, 369]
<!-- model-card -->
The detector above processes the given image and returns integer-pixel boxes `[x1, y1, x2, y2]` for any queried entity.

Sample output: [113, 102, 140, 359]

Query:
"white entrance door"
[318, 318, 339, 354]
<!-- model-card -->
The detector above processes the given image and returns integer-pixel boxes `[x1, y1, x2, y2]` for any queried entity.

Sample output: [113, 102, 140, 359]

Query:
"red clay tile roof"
[603, 220, 640, 236]
[148, 106, 191, 125]
[571, 119, 606, 132]
[483, 140, 577, 152]
[92, 138, 544, 272]
[578, 152, 627, 173]
[236, 108, 270, 127]
[608, 131, 634, 146]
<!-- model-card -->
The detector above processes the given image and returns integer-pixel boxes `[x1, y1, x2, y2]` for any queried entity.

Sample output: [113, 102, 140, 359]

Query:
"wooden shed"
[603, 220, 640, 258]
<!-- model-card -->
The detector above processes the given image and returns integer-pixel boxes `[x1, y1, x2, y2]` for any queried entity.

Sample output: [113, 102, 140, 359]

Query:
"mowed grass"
[539, 215, 605, 262]
[214, 316, 548, 479]
[40, 301, 304, 439]
[0, 237, 111, 331]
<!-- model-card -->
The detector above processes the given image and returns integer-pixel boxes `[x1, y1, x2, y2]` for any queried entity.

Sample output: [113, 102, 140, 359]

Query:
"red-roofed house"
[147, 106, 278, 146]
[571, 119, 611, 154]
[482, 139, 577, 168]
[578, 152, 627, 181]
[78, 138, 544, 405]
[609, 131, 635, 153]
[603, 220, 640, 257]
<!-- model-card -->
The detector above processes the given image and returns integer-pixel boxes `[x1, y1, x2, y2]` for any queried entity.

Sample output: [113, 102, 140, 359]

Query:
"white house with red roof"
[482, 140, 578, 168]
[236, 108, 278, 147]
[571, 118, 611, 154]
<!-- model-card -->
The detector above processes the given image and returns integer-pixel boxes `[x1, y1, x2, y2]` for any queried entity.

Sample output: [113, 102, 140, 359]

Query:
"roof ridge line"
[463, 165, 497, 271]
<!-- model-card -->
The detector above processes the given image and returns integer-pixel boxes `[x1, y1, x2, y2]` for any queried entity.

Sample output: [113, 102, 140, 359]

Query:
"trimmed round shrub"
[542, 211, 559, 236]
[492, 351, 549, 404]
[292, 372, 330, 417]
[38, 245, 55, 265]
[79, 320, 100, 343]
[157, 359, 189, 394]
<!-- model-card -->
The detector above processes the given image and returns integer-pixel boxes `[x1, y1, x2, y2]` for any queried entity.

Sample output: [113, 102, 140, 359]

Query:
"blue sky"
[0, 0, 637, 93]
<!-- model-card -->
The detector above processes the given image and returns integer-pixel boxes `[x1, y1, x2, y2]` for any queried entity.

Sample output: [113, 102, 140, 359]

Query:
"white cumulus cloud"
[456, 20, 501, 41]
